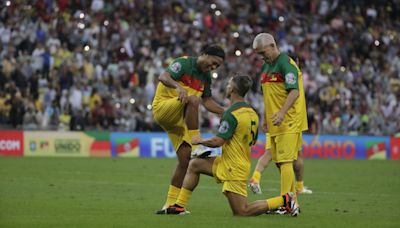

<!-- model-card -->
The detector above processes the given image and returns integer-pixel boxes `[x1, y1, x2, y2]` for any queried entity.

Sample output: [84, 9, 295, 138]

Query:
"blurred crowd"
[0, 0, 399, 136]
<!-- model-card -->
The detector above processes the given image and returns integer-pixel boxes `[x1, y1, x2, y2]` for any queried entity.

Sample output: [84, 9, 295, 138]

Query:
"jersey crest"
[219, 121, 229, 134]
[285, 72, 296, 85]
[170, 62, 181, 73]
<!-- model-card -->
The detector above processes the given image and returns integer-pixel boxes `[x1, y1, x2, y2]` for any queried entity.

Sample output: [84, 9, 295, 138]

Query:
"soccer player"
[156, 75, 299, 216]
[249, 53, 311, 195]
[251, 33, 309, 204]
[152, 45, 226, 210]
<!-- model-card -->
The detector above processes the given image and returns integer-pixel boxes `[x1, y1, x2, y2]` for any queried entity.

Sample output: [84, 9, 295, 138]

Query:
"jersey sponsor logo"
[169, 62, 181, 73]
[285, 73, 296, 85]
[219, 121, 230, 134]
[261, 72, 284, 84]
[180, 75, 204, 92]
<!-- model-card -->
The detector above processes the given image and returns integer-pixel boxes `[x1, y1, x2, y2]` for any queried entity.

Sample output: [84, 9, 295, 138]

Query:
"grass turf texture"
[1, 157, 399, 228]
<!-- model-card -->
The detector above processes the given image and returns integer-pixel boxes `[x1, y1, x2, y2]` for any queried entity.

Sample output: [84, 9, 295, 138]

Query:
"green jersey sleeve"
[165, 57, 190, 80]
[201, 74, 212, 98]
[216, 111, 238, 140]
[280, 56, 299, 90]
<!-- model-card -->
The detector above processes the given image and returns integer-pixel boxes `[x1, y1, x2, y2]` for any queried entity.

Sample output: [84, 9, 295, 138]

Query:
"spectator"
[89, 88, 102, 111]
[8, 92, 25, 129]
[69, 83, 83, 113]
[70, 109, 85, 131]
[23, 103, 41, 130]
[42, 100, 60, 130]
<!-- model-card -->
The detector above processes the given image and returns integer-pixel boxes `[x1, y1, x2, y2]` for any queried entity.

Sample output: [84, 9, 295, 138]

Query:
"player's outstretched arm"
[202, 96, 224, 115]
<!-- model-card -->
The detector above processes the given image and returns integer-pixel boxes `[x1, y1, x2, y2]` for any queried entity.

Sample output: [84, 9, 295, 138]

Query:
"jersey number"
[249, 120, 258, 146]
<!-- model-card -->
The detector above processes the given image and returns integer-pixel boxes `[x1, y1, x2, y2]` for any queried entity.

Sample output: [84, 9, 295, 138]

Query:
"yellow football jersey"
[152, 56, 212, 107]
[215, 102, 259, 181]
[260, 53, 308, 136]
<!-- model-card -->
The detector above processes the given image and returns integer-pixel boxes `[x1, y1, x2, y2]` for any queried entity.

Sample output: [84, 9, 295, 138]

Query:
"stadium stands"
[0, 0, 399, 135]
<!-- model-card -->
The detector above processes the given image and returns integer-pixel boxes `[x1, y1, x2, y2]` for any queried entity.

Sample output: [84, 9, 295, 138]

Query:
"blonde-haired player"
[251, 33, 309, 212]
[249, 51, 312, 196]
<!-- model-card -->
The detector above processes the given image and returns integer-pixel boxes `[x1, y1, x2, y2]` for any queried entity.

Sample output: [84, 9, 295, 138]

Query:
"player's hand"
[271, 111, 285, 126]
[192, 135, 203, 145]
[176, 86, 188, 103]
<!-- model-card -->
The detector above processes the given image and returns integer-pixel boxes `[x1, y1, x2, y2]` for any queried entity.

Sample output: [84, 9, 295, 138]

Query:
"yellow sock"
[251, 171, 261, 183]
[291, 181, 296, 194]
[164, 185, 180, 208]
[296, 181, 304, 191]
[176, 188, 192, 208]
[280, 163, 295, 195]
[266, 196, 284, 210]
[188, 129, 200, 150]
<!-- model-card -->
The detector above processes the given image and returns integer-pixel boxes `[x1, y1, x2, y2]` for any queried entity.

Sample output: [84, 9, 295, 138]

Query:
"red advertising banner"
[0, 131, 24, 156]
[390, 137, 400, 160]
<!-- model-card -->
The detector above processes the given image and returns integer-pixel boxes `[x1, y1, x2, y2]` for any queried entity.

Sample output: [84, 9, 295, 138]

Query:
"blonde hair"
[252, 33, 276, 49]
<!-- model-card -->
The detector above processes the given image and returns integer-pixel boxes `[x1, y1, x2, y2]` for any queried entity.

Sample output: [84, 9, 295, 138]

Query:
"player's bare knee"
[177, 157, 190, 169]
[233, 208, 249, 216]
[187, 158, 201, 173]
[186, 96, 200, 107]
[294, 158, 303, 167]
[177, 162, 189, 171]
[297, 150, 304, 158]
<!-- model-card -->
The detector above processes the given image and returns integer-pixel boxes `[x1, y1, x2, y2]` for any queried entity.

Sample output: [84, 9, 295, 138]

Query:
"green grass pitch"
[1, 157, 399, 227]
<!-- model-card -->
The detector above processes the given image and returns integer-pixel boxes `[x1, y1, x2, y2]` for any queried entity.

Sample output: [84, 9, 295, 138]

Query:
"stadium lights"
[235, 50, 241, 56]
[212, 72, 218, 79]
[78, 22, 85, 29]
[233, 32, 239, 38]
[104, 20, 109, 26]
[79, 13, 85, 19]
[6, 1, 11, 6]
[147, 104, 152, 110]
[278, 16, 285, 22]
[84, 45, 90, 51]
[374, 40, 380, 46]
[210, 4, 216, 9]
[215, 10, 221, 16]
[130, 98, 136, 104]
